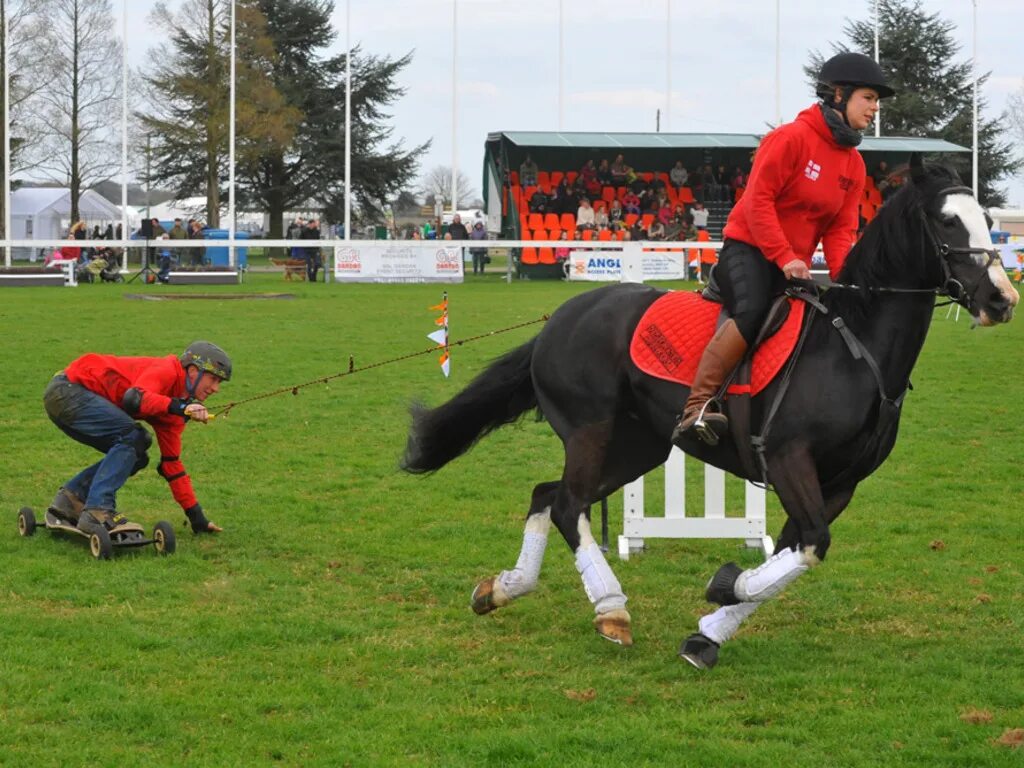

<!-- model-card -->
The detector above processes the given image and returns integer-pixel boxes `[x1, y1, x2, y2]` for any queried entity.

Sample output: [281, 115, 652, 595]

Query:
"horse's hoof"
[678, 633, 719, 670]
[471, 577, 508, 615]
[705, 561, 743, 606]
[594, 609, 633, 647]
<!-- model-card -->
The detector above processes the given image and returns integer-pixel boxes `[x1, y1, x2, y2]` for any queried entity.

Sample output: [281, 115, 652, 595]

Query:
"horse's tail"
[402, 338, 538, 474]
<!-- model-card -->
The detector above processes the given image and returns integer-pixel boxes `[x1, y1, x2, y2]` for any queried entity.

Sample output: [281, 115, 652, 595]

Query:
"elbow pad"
[122, 387, 143, 415]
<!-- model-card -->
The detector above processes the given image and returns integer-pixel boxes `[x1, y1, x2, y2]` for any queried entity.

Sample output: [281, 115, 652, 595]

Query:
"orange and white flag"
[427, 291, 450, 377]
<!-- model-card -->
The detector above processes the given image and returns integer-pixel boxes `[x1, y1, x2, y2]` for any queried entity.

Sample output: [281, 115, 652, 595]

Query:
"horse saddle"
[630, 289, 805, 396]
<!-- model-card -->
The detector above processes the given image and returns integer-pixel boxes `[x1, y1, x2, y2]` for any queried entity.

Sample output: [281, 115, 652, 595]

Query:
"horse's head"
[909, 155, 1019, 326]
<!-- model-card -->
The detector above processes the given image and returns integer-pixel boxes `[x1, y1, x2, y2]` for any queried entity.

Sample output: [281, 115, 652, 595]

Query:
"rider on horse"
[673, 52, 895, 446]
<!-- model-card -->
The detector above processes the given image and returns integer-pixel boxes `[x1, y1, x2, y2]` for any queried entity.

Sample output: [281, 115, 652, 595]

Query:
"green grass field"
[1, 272, 1022, 767]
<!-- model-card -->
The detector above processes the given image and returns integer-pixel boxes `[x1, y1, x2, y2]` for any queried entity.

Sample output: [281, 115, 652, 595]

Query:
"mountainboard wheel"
[153, 521, 176, 555]
[18, 507, 36, 537]
[89, 528, 112, 560]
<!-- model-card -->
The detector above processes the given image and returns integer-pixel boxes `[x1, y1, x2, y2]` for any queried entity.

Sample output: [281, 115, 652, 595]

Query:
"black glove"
[184, 503, 212, 533]
[168, 398, 189, 417]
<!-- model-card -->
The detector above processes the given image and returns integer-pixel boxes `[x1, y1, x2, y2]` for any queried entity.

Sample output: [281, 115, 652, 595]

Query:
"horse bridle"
[822, 184, 1001, 315]
[920, 185, 1003, 314]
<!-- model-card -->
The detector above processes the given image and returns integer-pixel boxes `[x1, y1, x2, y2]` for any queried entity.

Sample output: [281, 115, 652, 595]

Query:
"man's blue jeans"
[43, 374, 151, 512]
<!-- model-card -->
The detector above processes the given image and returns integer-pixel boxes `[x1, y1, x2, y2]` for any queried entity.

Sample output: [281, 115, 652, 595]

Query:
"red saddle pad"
[630, 291, 805, 395]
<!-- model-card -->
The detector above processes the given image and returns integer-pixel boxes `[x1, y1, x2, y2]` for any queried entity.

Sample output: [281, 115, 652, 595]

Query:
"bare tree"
[421, 165, 477, 209]
[1009, 81, 1024, 192]
[26, 0, 121, 224]
[1, 0, 53, 240]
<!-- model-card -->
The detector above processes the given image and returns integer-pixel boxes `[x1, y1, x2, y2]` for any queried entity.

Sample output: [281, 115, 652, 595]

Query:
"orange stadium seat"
[677, 187, 695, 204]
[544, 212, 560, 230]
[615, 230, 625, 241]
[640, 172, 654, 183]
[597, 229, 612, 241]
[528, 212, 543, 230]
[593, 200, 607, 212]
[581, 230, 594, 241]
[520, 247, 539, 264]
[548, 228, 562, 242]
[536, 171, 550, 189]
[560, 213, 576, 231]
[565, 171, 578, 185]
[734, 187, 745, 203]
[602, 186, 616, 203]
[549, 171, 564, 187]
[641, 213, 655, 229]
[532, 228, 548, 241]
[539, 247, 557, 264]
[510, 171, 519, 186]
[519, 214, 529, 236]
[625, 213, 639, 227]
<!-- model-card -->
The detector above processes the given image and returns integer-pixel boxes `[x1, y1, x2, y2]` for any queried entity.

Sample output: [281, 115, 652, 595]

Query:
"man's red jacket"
[64, 354, 198, 510]
[723, 104, 865, 280]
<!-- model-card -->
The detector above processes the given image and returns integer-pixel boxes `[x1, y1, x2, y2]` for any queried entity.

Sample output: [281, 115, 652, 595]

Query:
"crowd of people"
[518, 153, 748, 242]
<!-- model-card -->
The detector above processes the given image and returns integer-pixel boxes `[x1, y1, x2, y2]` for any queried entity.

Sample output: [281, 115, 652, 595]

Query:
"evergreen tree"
[237, 0, 427, 238]
[139, 0, 298, 227]
[806, 0, 1019, 206]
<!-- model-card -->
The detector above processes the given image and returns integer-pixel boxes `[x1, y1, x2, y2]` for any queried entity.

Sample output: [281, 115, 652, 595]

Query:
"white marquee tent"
[10, 188, 127, 261]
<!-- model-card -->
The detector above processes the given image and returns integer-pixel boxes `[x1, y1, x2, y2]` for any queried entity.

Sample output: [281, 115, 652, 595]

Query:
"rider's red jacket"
[723, 104, 865, 279]
[64, 354, 198, 510]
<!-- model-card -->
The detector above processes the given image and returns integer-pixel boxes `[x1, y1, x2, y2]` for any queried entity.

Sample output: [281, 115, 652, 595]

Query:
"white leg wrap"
[698, 601, 761, 645]
[575, 542, 627, 614]
[496, 511, 550, 600]
[734, 547, 811, 603]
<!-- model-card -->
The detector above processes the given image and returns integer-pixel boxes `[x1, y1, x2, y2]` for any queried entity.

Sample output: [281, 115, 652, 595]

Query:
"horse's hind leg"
[471, 481, 557, 615]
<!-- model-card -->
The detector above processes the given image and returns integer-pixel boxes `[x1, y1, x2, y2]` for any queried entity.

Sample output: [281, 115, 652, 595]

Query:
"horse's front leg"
[680, 473, 856, 670]
[471, 481, 557, 615]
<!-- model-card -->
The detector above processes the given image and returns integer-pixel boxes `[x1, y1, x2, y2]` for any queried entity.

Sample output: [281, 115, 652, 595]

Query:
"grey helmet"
[180, 341, 232, 381]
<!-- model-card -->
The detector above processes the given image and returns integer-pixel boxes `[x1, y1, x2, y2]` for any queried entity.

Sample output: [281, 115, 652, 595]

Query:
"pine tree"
[806, 0, 1019, 206]
[237, 0, 427, 238]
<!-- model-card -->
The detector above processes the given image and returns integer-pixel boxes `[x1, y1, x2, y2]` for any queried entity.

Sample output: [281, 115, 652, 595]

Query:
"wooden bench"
[270, 258, 307, 280]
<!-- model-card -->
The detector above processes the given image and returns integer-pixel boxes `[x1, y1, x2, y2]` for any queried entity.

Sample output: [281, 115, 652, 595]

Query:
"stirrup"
[688, 401, 728, 447]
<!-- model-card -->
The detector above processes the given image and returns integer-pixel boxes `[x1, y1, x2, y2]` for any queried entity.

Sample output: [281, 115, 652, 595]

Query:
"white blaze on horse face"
[942, 193, 1020, 323]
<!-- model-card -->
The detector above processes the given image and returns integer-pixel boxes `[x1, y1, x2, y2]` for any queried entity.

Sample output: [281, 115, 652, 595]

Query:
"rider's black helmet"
[180, 341, 232, 381]
[816, 52, 895, 100]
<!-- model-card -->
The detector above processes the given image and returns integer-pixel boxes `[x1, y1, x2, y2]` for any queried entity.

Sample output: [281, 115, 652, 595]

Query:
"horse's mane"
[824, 163, 960, 320]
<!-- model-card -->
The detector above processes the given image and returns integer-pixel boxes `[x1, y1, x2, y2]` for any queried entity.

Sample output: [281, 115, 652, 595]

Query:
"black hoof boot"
[678, 633, 720, 670]
[705, 561, 743, 606]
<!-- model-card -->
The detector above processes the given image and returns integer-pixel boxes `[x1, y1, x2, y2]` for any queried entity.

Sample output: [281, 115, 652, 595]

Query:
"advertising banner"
[334, 244, 464, 283]
[567, 246, 690, 282]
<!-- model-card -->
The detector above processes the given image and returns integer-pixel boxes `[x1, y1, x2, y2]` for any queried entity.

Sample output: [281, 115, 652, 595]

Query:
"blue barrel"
[203, 229, 249, 268]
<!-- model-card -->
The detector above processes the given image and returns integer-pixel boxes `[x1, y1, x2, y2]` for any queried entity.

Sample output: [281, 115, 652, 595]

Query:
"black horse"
[402, 158, 1018, 668]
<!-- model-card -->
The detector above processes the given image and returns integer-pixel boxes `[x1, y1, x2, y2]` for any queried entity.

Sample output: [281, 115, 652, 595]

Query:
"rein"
[817, 185, 1002, 312]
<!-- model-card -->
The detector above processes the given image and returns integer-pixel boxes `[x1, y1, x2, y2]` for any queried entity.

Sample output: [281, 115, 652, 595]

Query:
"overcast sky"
[119, 0, 1024, 206]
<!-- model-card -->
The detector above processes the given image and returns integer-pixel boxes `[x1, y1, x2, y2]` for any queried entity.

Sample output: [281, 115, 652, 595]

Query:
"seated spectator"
[576, 198, 596, 230]
[608, 199, 624, 226]
[647, 219, 666, 241]
[580, 159, 601, 198]
[669, 161, 689, 188]
[701, 164, 719, 202]
[690, 201, 709, 230]
[665, 204, 689, 239]
[610, 154, 628, 186]
[657, 200, 673, 227]
[560, 184, 580, 216]
[596, 158, 613, 186]
[519, 155, 538, 187]
[529, 187, 550, 213]
[624, 165, 639, 189]
[594, 205, 610, 230]
[622, 190, 641, 215]
[872, 160, 890, 190]
[639, 188, 658, 213]
[629, 218, 646, 241]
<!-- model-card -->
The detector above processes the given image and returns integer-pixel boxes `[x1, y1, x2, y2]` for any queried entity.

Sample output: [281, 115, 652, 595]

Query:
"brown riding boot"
[671, 319, 749, 446]
[49, 487, 85, 523]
